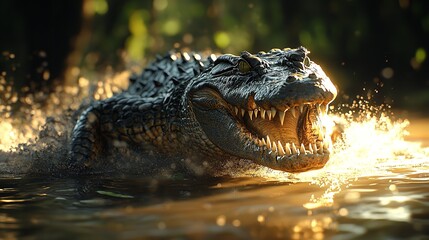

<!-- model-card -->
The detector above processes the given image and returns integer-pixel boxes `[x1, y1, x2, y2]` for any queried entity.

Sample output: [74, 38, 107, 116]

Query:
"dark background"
[1, 0, 428, 111]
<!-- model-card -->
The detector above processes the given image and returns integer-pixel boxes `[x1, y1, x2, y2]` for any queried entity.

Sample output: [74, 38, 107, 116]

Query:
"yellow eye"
[304, 56, 311, 67]
[238, 60, 251, 73]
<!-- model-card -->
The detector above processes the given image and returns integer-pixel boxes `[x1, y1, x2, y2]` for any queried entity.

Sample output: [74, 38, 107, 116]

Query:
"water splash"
[0, 70, 130, 174]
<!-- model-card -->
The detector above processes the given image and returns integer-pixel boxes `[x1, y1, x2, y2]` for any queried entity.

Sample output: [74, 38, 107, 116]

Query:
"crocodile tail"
[68, 104, 102, 173]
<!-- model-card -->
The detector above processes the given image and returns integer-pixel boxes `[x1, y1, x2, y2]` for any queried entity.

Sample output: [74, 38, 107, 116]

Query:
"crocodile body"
[69, 47, 337, 173]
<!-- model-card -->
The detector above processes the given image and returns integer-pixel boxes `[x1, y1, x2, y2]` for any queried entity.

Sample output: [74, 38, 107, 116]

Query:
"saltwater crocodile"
[69, 47, 337, 173]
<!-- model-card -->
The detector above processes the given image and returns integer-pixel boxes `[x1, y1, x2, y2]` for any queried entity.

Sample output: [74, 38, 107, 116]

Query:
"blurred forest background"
[1, 0, 428, 112]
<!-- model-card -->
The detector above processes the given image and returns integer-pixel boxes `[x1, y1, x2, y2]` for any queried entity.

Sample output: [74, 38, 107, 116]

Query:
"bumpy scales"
[69, 47, 337, 173]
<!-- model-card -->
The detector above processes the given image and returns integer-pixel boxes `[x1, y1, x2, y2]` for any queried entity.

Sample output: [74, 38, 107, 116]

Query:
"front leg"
[68, 95, 171, 173]
[69, 102, 104, 173]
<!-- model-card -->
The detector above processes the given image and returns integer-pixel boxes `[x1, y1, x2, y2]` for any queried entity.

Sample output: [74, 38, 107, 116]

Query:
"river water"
[0, 76, 429, 239]
[1, 162, 429, 239]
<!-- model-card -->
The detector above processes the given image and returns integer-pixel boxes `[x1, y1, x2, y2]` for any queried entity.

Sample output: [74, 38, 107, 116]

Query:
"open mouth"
[226, 99, 331, 159]
[191, 86, 333, 168]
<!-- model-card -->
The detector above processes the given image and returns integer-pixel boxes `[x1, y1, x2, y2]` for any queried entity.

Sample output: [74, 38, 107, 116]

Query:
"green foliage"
[1, 0, 428, 109]
[81, 0, 429, 109]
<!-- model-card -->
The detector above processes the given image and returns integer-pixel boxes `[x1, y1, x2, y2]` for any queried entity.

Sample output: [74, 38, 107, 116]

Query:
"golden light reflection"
[0, 213, 17, 223]
[379, 195, 410, 206]
[0, 199, 28, 203]
[257, 214, 265, 223]
[216, 215, 226, 226]
[0, 214, 19, 240]
[338, 208, 348, 216]
[289, 216, 334, 240]
[232, 219, 241, 227]
[0, 71, 129, 152]
[360, 205, 410, 222]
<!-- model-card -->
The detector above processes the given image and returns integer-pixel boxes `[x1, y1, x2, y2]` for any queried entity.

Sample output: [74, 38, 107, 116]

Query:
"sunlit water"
[1, 72, 429, 239]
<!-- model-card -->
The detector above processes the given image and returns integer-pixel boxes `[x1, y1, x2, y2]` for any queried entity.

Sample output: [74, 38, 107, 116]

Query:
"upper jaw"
[220, 67, 337, 112]
[227, 101, 331, 152]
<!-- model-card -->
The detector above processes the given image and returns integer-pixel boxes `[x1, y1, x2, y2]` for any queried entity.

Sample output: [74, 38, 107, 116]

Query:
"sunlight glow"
[361, 206, 410, 222]
[379, 195, 410, 206]
[0, 71, 129, 152]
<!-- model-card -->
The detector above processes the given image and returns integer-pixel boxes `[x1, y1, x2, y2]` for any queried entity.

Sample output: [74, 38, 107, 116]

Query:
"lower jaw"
[237, 133, 331, 172]
[264, 152, 330, 172]
[250, 134, 331, 158]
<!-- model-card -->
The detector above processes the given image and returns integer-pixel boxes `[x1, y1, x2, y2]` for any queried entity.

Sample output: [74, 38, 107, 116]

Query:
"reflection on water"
[0, 72, 429, 239]
[1, 165, 429, 239]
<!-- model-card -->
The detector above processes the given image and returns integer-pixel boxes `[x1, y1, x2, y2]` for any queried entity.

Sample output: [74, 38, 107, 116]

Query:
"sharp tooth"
[299, 104, 304, 113]
[262, 138, 267, 146]
[272, 141, 278, 152]
[254, 109, 259, 118]
[300, 143, 306, 155]
[271, 107, 277, 119]
[313, 143, 318, 153]
[308, 143, 314, 154]
[318, 142, 324, 154]
[248, 110, 254, 120]
[267, 110, 272, 120]
[266, 135, 272, 149]
[260, 109, 266, 119]
[318, 132, 324, 141]
[278, 111, 285, 125]
[316, 104, 321, 114]
[241, 108, 245, 117]
[278, 141, 285, 155]
[321, 105, 327, 114]
[323, 141, 330, 153]
[285, 143, 292, 155]
[234, 106, 239, 115]
[323, 141, 329, 150]
[291, 107, 297, 118]
[291, 143, 298, 154]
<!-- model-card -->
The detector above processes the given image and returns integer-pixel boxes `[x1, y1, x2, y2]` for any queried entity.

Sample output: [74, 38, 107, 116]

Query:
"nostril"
[309, 73, 317, 79]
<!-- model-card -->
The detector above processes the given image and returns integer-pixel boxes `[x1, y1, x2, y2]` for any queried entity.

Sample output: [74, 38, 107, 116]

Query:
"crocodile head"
[188, 47, 337, 172]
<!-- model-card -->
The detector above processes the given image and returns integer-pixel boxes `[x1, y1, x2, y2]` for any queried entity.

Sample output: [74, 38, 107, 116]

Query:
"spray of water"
[0, 70, 130, 174]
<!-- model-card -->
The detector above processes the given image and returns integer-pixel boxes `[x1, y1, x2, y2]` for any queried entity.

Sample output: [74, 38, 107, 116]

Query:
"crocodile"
[69, 47, 337, 174]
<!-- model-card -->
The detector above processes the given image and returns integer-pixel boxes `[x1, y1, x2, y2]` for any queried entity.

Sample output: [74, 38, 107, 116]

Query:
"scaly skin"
[69, 47, 337, 173]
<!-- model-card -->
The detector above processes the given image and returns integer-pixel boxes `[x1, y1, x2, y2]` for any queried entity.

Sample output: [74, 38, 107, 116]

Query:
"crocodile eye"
[303, 56, 311, 67]
[238, 60, 251, 73]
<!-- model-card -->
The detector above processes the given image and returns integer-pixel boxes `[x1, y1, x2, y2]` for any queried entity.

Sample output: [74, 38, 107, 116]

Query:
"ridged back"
[127, 52, 217, 98]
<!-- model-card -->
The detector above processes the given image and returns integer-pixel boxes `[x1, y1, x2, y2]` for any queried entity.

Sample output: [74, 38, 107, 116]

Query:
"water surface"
[1, 163, 429, 239]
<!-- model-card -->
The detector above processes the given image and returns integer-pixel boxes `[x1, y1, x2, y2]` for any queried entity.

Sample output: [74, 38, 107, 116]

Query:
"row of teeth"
[231, 104, 326, 125]
[255, 135, 330, 156]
